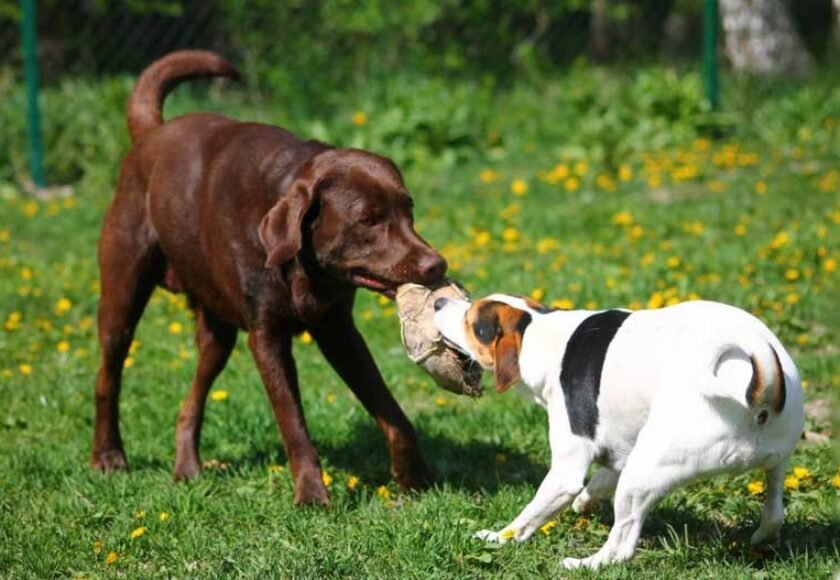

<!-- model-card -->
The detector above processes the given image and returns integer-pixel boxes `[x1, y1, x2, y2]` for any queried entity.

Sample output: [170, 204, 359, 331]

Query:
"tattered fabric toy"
[396, 279, 483, 397]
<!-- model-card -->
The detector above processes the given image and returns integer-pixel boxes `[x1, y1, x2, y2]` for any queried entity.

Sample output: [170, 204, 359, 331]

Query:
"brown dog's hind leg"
[248, 328, 329, 506]
[173, 308, 237, 481]
[310, 305, 431, 492]
[92, 200, 164, 472]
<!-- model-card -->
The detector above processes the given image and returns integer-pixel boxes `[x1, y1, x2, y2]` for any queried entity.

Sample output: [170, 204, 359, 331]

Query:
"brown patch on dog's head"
[463, 299, 532, 393]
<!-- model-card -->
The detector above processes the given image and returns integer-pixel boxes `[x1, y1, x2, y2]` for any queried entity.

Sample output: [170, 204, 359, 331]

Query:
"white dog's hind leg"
[572, 467, 619, 514]
[750, 461, 786, 545]
[563, 421, 696, 570]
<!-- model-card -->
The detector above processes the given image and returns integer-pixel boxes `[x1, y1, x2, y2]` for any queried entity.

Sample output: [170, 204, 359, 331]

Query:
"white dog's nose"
[434, 297, 449, 312]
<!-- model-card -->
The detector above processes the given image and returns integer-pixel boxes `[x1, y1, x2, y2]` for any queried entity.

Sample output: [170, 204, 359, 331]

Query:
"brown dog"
[92, 50, 447, 505]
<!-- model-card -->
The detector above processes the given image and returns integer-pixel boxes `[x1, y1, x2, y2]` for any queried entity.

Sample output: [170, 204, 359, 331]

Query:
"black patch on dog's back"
[560, 309, 631, 439]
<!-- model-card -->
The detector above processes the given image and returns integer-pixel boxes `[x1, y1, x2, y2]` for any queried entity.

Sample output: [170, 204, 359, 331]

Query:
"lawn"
[0, 67, 838, 578]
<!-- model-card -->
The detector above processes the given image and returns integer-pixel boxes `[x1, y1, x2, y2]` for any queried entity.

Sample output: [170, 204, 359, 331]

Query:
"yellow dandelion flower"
[54, 298, 72, 316]
[595, 174, 615, 190]
[585, 300, 599, 310]
[628, 224, 644, 241]
[550, 298, 574, 310]
[540, 521, 557, 535]
[564, 176, 580, 191]
[57, 341, 70, 353]
[474, 230, 491, 247]
[210, 389, 228, 402]
[168, 321, 183, 334]
[0, 229, 9, 242]
[618, 164, 633, 181]
[322, 471, 333, 487]
[824, 258, 837, 273]
[106, 551, 118, 564]
[573, 161, 588, 176]
[784, 292, 800, 305]
[611, 211, 633, 226]
[22, 200, 39, 218]
[510, 179, 528, 196]
[479, 169, 498, 184]
[376, 485, 391, 499]
[351, 111, 368, 126]
[123, 357, 134, 368]
[536, 237, 559, 255]
[134, 510, 145, 519]
[747, 480, 765, 495]
[347, 475, 360, 490]
[785, 269, 800, 281]
[19, 364, 32, 376]
[502, 227, 520, 243]
[300, 331, 313, 344]
[130, 526, 146, 539]
[734, 223, 747, 236]
[648, 292, 665, 309]
[755, 181, 768, 195]
[530, 288, 545, 302]
[159, 512, 170, 521]
[792, 466, 810, 479]
[666, 256, 681, 268]
[783, 476, 799, 490]
[831, 474, 840, 489]
[499, 202, 520, 220]
[769, 231, 789, 250]
[500, 529, 517, 540]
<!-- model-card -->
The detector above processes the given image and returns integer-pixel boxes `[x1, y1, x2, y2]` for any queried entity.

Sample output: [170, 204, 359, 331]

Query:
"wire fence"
[0, 1, 715, 85]
[1, 1, 837, 189]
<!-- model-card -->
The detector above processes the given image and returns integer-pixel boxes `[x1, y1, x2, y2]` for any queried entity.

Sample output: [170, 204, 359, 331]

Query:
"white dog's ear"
[493, 333, 521, 393]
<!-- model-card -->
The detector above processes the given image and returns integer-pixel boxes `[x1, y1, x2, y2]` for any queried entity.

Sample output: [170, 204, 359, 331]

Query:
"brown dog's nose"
[418, 253, 447, 285]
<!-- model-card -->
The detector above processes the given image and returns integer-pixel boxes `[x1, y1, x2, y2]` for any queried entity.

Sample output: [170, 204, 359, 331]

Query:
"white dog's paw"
[563, 556, 601, 570]
[475, 528, 515, 544]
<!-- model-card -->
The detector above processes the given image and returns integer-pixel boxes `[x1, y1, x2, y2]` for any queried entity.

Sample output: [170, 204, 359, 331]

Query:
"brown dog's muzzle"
[392, 244, 447, 287]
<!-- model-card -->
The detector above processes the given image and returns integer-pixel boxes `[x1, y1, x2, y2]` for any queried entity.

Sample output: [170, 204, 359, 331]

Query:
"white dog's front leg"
[478, 434, 593, 544]
[476, 465, 584, 543]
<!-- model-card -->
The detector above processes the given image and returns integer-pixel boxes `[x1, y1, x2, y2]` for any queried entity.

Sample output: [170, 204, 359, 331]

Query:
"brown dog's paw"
[293, 471, 331, 506]
[393, 458, 434, 492]
[91, 448, 129, 472]
[172, 457, 201, 482]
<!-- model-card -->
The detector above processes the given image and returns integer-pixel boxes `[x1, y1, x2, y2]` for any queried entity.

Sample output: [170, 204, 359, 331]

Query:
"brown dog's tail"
[127, 50, 240, 143]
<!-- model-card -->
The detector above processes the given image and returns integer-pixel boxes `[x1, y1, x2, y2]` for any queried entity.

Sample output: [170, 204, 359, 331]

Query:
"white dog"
[433, 294, 803, 569]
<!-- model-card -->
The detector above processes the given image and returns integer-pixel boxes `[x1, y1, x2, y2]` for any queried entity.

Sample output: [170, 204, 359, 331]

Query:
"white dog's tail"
[706, 331, 786, 422]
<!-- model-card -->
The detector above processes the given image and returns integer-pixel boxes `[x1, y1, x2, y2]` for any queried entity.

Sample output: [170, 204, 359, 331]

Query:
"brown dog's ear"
[258, 179, 315, 268]
[493, 332, 521, 393]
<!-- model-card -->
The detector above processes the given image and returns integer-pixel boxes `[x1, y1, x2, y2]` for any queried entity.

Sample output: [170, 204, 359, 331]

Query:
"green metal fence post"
[22, 0, 46, 188]
[703, 0, 720, 110]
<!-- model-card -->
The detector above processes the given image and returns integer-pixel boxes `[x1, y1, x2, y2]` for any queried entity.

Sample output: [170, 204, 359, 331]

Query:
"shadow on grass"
[626, 503, 840, 567]
[314, 419, 547, 493]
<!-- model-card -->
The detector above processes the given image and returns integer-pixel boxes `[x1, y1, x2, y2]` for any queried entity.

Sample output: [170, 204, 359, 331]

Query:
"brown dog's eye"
[360, 211, 384, 227]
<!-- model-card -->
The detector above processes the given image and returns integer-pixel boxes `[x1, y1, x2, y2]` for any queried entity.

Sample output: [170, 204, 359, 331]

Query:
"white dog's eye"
[473, 320, 496, 345]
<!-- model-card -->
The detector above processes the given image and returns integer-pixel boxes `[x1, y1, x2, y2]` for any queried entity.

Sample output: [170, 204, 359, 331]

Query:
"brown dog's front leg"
[310, 307, 431, 491]
[248, 329, 329, 506]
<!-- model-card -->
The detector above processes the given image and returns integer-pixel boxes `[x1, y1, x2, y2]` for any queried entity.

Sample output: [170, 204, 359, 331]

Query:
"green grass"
[1, 67, 839, 578]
